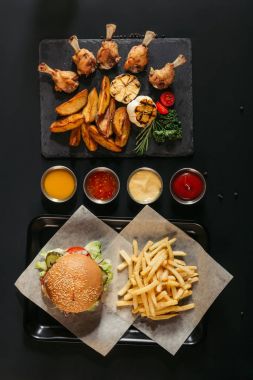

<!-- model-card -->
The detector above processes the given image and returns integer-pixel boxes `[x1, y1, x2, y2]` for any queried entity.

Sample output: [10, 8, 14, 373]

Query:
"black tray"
[40, 37, 193, 158]
[24, 216, 208, 345]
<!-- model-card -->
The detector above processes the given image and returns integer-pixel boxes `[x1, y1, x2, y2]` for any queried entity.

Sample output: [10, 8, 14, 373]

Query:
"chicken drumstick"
[38, 63, 79, 93]
[149, 54, 187, 89]
[124, 30, 156, 73]
[69, 35, 97, 77]
[97, 24, 121, 69]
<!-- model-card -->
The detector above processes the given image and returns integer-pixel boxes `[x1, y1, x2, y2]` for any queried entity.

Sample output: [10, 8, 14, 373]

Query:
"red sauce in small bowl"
[170, 170, 206, 203]
[85, 170, 118, 201]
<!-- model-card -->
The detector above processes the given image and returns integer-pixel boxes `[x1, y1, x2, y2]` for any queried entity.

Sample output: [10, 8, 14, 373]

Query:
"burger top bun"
[43, 253, 103, 313]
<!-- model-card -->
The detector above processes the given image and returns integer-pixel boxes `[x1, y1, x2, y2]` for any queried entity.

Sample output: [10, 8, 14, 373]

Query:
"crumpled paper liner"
[15, 205, 233, 356]
[119, 206, 233, 355]
[15, 206, 134, 356]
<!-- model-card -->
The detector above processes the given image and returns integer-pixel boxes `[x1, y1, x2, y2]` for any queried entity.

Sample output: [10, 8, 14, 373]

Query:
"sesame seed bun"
[43, 253, 103, 313]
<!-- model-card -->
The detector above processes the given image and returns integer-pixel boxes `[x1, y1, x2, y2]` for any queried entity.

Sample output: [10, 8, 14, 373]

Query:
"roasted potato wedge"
[89, 125, 122, 152]
[115, 111, 131, 148]
[55, 89, 88, 116]
[113, 107, 128, 137]
[82, 87, 98, 123]
[97, 98, 116, 138]
[97, 76, 110, 116]
[69, 127, 81, 147]
[50, 113, 83, 132]
[81, 123, 98, 152]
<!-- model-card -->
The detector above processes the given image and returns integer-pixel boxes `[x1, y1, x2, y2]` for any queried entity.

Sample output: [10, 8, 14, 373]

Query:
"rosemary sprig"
[134, 122, 154, 155]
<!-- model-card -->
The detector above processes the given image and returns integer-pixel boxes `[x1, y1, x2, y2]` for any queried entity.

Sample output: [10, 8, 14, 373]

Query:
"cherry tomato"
[160, 92, 175, 107]
[67, 246, 87, 254]
[156, 101, 169, 115]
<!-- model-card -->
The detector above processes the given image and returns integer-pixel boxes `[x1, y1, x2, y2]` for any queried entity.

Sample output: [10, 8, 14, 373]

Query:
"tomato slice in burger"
[67, 246, 87, 254]
[160, 91, 175, 107]
[156, 101, 169, 115]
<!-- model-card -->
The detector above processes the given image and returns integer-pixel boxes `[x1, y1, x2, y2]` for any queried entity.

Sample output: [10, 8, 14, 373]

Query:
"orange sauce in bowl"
[43, 168, 76, 200]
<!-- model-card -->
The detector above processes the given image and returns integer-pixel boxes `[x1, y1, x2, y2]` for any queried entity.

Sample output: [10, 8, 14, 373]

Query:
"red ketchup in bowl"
[170, 169, 206, 204]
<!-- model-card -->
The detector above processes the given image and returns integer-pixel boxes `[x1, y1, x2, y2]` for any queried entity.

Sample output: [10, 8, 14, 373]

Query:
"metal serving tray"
[24, 216, 208, 345]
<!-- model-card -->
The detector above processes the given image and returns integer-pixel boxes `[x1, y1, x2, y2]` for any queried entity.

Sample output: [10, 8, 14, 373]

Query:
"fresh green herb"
[134, 122, 154, 155]
[134, 110, 182, 155]
[152, 110, 182, 143]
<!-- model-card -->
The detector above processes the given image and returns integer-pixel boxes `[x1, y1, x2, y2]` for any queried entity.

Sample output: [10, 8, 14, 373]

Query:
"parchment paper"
[15, 205, 134, 356]
[119, 206, 233, 355]
[15, 205, 233, 356]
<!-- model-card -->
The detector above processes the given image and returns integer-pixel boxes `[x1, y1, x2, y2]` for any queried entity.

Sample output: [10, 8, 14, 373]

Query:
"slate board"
[39, 38, 193, 158]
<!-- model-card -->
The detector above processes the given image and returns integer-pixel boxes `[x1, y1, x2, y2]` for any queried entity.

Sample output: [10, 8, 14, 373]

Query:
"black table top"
[1, 0, 250, 378]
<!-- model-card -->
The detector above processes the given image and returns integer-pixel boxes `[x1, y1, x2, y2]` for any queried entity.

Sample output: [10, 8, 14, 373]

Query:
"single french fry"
[144, 252, 151, 266]
[167, 280, 180, 287]
[128, 260, 133, 279]
[132, 256, 138, 263]
[171, 286, 177, 300]
[119, 250, 131, 265]
[180, 290, 193, 300]
[132, 239, 138, 256]
[174, 259, 186, 266]
[149, 313, 178, 321]
[168, 238, 176, 245]
[129, 279, 159, 296]
[133, 295, 138, 310]
[156, 300, 178, 310]
[117, 261, 128, 271]
[157, 268, 163, 280]
[118, 280, 131, 297]
[150, 289, 157, 307]
[187, 277, 199, 284]
[161, 269, 169, 282]
[116, 300, 133, 307]
[155, 303, 195, 315]
[166, 241, 174, 261]
[147, 292, 155, 317]
[175, 288, 184, 300]
[123, 293, 133, 301]
[130, 276, 137, 286]
[142, 256, 147, 271]
[173, 250, 187, 257]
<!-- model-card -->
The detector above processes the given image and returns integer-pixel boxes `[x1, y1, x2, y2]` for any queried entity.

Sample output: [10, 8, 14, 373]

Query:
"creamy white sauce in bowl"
[127, 168, 163, 204]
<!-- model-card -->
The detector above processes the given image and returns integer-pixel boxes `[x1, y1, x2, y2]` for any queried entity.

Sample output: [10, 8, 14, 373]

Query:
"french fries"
[81, 123, 97, 152]
[116, 237, 199, 320]
[97, 76, 111, 116]
[55, 89, 88, 116]
[50, 113, 84, 132]
[69, 127, 81, 147]
[89, 125, 122, 152]
[82, 87, 98, 123]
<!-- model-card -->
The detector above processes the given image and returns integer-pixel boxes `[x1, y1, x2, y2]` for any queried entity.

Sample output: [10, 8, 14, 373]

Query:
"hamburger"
[35, 242, 112, 313]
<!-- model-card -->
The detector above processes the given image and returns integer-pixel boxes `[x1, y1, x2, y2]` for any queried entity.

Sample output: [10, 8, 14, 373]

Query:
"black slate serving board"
[39, 38, 193, 158]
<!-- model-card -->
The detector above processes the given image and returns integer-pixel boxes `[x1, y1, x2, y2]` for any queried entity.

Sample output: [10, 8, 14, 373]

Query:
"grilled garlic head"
[110, 74, 140, 104]
[127, 96, 157, 128]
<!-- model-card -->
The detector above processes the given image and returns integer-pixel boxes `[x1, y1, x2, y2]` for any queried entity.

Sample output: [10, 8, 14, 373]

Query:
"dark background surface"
[0, 0, 251, 379]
